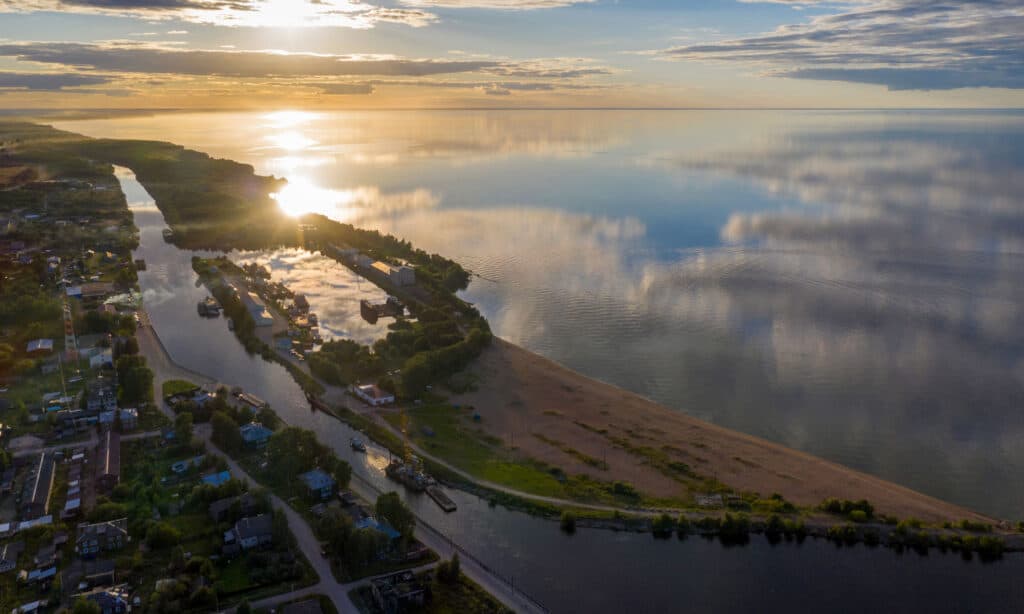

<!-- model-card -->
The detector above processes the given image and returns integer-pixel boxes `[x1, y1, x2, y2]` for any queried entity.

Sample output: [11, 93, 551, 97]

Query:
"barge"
[426, 485, 457, 513]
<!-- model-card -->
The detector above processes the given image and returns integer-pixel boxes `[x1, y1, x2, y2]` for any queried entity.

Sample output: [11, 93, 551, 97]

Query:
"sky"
[0, 0, 1021, 109]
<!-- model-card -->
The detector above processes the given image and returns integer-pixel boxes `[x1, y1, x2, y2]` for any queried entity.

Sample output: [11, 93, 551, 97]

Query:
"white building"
[370, 261, 416, 287]
[353, 384, 395, 407]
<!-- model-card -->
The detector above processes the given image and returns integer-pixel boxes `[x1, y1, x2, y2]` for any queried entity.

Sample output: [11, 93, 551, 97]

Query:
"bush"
[820, 497, 874, 520]
[676, 515, 691, 538]
[560, 511, 577, 534]
[651, 513, 675, 538]
[958, 519, 993, 533]
[437, 553, 461, 584]
[849, 510, 868, 523]
[146, 522, 181, 549]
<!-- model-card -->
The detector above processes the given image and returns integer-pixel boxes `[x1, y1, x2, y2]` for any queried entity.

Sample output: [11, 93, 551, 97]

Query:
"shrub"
[849, 510, 868, 523]
[651, 513, 675, 538]
[958, 519, 992, 533]
[676, 515, 691, 538]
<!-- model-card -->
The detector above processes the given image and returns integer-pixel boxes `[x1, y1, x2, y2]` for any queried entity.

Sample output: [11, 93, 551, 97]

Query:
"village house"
[353, 383, 395, 407]
[81, 585, 129, 614]
[239, 422, 273, 448]
[370, 571, 427, 614]
[76, 518, 128, 558]
[231, 514, 273, 550]
[21, 453, 54, 520]
[299, 468, 336, 501]
[0, 541, 24, 573]
[208, 493, 258, 522]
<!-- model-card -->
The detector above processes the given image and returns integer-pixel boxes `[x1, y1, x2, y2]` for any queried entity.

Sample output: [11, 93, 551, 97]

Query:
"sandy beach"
[453, 338, 993, 523]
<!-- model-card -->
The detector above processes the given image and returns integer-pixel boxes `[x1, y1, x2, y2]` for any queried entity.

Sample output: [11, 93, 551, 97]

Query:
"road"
[138, 311, 549, 613]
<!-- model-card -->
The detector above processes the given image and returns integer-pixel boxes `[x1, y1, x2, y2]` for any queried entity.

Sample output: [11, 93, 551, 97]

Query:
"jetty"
[237, 391, 268, 409]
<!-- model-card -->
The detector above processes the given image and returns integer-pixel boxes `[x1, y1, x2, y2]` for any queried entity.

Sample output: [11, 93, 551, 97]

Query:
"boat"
[162, 228, 174, 241]
[227, 318, 234, 331]
[350, 438, 367, 452]
[426, 485, 457, 512]
[305, 392, 330, 413]
[197, 297, 221, 317]
[385, 458, 433, 492]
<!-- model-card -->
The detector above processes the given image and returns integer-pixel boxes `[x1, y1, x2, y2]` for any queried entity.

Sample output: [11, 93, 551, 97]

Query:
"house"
[200, 470, 232, 487]
[89, 349, 114, 370]
[281, 599, 324, 614]
[81, 585, 129, 614]
[18, 566, 56, 585]
[24, 339, 53, 355]
[76, 518, 128, 558]
[86, 379, 118, 413]
[21, 454, 54, 520]
[299, 469, 336, 501]
[82, 559, 116, 587]
[232, 514, 273, 550]
[371, 261, 416, 287]
[32, 544, 55, 568]
[370, 571, 427, 614]
[96, 430, 121, 493]
[0, 541, 24, 573]
[353, 384, 395, 407]
[170, 455, 205, 474]
[99, 408, 137, 431]
[11, 601, 43, 614]
[239, 422, 273, 448]
[208, 493, 257, 522]
[97, 304, 117, 316]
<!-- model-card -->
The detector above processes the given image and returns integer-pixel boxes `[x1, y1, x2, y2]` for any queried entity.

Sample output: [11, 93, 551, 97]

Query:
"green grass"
[386, 406, 568, 498]
[163, 379, 198, 397]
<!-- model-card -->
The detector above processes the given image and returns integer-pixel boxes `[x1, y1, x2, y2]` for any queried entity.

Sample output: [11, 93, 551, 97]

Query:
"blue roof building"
[201, 471, 232, 486]
[299, 468, 336, 500]
[239, 422, 273, 448]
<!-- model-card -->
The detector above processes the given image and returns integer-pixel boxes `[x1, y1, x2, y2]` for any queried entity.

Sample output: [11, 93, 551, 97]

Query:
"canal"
[119, 167, 1024, 614]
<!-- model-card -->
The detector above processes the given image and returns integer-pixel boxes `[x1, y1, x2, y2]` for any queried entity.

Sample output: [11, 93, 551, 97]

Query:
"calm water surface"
[119, 165, 1024, 614]
[73, 110, 1024, 520]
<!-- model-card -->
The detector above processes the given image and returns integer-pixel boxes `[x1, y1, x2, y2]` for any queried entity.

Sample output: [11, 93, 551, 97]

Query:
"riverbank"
[451, 338, 993, 524]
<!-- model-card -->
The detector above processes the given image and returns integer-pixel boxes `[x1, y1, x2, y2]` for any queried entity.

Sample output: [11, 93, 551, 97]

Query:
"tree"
[375, 492, 415, 543]
[174, 412, 193, 443]
[146, 522, 181, 549]
[211, 411, 242, 452]
[72, 598, 101, 614]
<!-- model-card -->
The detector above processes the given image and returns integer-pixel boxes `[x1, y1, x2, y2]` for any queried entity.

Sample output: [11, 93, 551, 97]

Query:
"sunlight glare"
[272, 178, 356, 221]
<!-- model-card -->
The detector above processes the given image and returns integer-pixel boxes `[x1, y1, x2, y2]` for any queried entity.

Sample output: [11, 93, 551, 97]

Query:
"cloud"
[0, 71, 111, 90]
[400, 0, 592, 8]
[319, 82, 375, 95]
[663, 0, 1024, 90]
[0, 0, 438, 28]
[0, 42, 502, 77]
[0, 42, 611, 90]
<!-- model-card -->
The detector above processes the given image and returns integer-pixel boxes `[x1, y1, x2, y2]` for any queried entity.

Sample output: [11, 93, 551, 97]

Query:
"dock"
[426, 485, 457, 512]
[237, 392, 268, 409]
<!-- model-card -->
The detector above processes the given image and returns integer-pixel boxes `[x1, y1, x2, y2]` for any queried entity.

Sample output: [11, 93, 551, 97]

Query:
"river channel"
[118, 166, 1024, 613]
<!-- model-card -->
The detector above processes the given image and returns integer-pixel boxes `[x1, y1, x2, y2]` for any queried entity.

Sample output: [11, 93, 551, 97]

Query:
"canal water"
[120, 166, 1024, 613]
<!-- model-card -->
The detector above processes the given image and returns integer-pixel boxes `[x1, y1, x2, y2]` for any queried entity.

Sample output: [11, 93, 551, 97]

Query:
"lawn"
[385, 405, 567, 498]
[163, 379, 199, 397]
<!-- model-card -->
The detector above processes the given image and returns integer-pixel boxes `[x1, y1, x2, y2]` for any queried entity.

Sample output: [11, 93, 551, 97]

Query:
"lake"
[63, 109, 1024, 520]
[118, 164, 1024, 614]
